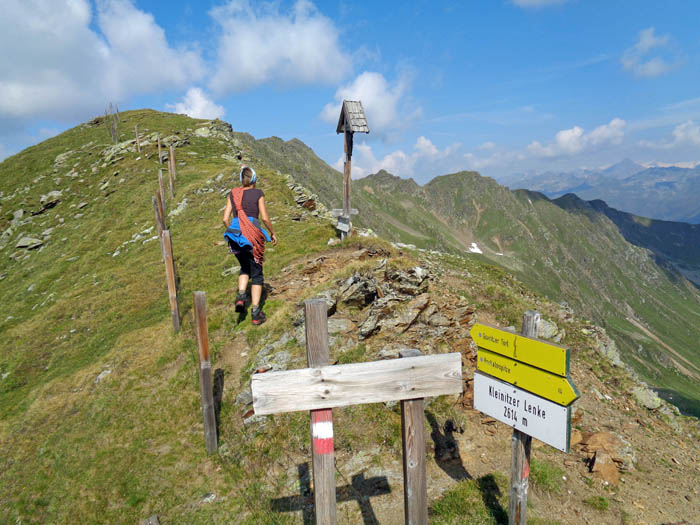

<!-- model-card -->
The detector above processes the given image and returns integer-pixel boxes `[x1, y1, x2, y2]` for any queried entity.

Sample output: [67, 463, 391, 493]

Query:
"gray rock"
[77, 202, 88, 209]
[40, 190, 62, 204]
[595, 337, 624, 367]
[95, 368, 112, 384]
[201, 493, 216, 504]
[236, 388, 253, 407]
[384, 265, 429, 295]
[327, 317, 353, 334]
[168, 198, 188, 217]
[314, 289, 338, 316]
[12, 209, 24, 222]
[222, 266, 237, 277]
[99, 181, 109, 191]
[16, 237, 43, 249]
[338, 272, 378, 307]
[194, 127, 213, 137]
[632, 386, 662, 410]
[538, 319, 559, 341]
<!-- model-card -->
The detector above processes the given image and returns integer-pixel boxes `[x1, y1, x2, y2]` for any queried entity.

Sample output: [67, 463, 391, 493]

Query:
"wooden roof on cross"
[336, 100, 370, 134]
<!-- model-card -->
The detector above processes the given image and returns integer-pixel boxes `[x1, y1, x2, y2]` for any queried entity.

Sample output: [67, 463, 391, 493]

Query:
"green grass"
[530, 459, 564, 494]
[583, 495, 609, 511]
[429, 474, 508, 524]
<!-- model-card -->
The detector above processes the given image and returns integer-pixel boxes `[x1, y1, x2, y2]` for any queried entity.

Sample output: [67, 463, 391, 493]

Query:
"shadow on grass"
[270, 464, 391, 525]
[213, 368, 224, 439]
[477, 474, 508, 525]
[426, 411, 472, 481]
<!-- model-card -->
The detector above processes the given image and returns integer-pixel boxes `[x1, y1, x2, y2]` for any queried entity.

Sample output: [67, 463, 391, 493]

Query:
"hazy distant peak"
[602, 158, 645, 178]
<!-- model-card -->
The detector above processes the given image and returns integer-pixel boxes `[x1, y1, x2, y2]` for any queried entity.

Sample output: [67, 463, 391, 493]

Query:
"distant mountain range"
[253, 138, 700, 406]
[499, 159, 700, 224]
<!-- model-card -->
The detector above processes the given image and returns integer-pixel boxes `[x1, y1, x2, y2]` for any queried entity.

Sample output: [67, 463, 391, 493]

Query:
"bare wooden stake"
[135, 124, 141, 153]
[304, 299, 336, 525]
[157, 134, 162, 164]
[193, 291, 217, 454]
[161, 229, 180, 332]
[156, 185, 166, 225]
[169, 145, 177, 180]
[158, 169, 167, 204]
[168, 166, 175, 198]
[509, 310, 540, 525]
[152, 196, 165, 261]
[400, 349, 428, 525]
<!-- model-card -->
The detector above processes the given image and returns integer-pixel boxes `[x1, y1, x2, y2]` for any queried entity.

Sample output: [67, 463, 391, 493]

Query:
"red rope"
[231, 187, 266, 265]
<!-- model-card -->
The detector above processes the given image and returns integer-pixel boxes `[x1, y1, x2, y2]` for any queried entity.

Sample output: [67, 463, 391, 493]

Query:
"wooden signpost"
[470, 312, 579, 525]
[251, 299, 463, 524]
[335, 100, 369, 239]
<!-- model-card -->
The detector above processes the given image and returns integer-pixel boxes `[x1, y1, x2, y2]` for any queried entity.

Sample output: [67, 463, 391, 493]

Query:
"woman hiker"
[222, 165, 278, 325]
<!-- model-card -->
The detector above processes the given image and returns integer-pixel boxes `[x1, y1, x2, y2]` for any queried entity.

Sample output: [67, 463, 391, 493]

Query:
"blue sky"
[2, 0, 700, 183]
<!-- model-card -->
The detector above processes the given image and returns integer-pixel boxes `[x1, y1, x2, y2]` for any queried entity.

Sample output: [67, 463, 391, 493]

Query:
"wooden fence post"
[169, 145, 177, 180]
[305, 299, 336, 525]
[509, 310, 540, 525]
[399, 349, 428, 525]
[161, 230, 180, 332]
[193, 291, 217, 454]
[157, 134, 162, 164]
[135, 124, 141, 153]
[158, 169, 167, 205]
[152, 196, 166, 261]
[168, 167, 175, 199]
[156, 188, 166, 224]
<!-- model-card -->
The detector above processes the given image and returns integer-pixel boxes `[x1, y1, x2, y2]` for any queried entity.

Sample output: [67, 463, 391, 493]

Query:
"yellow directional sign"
[470, 322, 569, 376]
[476, 349, 579, 406]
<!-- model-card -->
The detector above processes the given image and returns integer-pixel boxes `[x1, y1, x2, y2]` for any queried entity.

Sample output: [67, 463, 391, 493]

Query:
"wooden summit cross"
[251, 299, 463, 524]
[333, 100, 369, 239]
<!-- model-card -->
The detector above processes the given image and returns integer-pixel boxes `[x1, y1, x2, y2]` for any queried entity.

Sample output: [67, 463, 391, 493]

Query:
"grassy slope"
[0, 110, 337, 523]
[1, 111, 698, 523]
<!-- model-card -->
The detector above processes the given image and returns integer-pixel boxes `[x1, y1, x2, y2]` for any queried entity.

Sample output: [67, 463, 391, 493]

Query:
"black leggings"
[233, 245, 264, 285]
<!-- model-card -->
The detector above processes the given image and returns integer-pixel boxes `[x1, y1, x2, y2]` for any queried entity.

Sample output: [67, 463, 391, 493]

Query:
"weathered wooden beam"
[156, 186, 166, 225]
[509, 310, 539, 525]
[158, 169, 166, 205]
[400, 349, 428, 525]
[169, 145, 177, 180]
[161, 229, 180, 332]
[304, 299, 336, 525]
[135, 124, 141, 153]
[152, 195, 163, 238]
[252, 353, 462, 416]
[157, 134, 162, 164]
[194, 291, 217, 454]
[168, 166, 174, 198]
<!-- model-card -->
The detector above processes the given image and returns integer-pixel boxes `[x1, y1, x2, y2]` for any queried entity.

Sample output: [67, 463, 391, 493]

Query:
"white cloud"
[528, 118, 626, 157]
[640, 121, 700, 149]
[621, 27, 675, 77]
[321, 71, 421, 136]
[209, 0, 350, 93]
[477, 141, 496, 151]
[334, 136, 460, 179]
[512, 0, 568, 6]
[671, 121, 700, 146]
[0, 0, 204, 121]
[167, 88, 225, 119]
